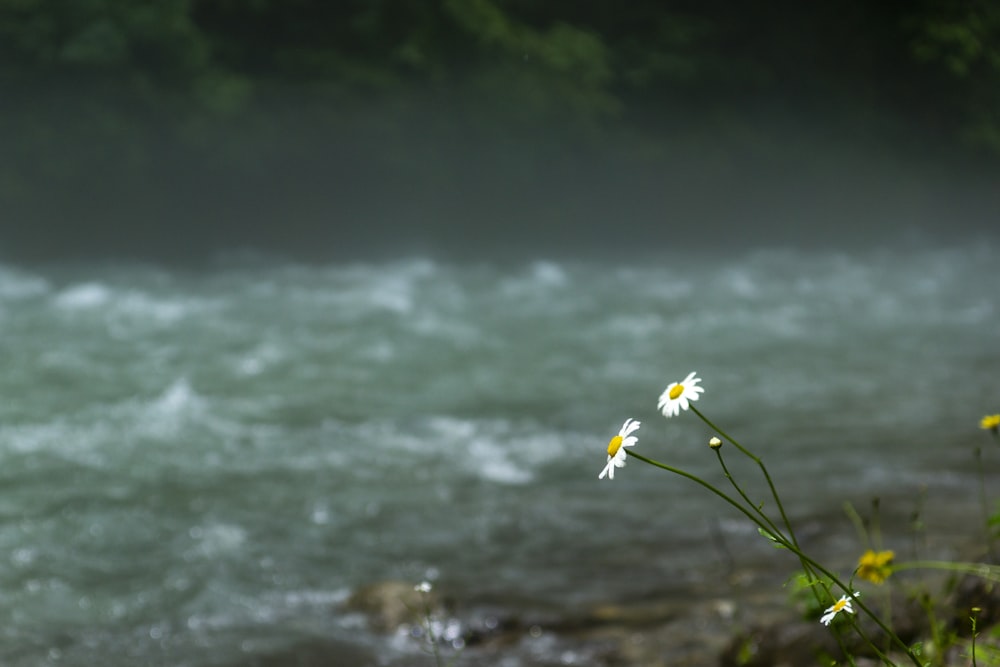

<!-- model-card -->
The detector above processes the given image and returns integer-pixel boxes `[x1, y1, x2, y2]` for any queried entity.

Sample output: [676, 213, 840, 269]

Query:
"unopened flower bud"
[708, 437, 722, 450]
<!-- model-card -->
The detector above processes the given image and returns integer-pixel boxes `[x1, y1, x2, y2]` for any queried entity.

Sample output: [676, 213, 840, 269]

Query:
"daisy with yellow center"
[657, 372, 705, 418]
[598, 418, 640, 480]
[981, 414, 1000, 433]
[820, 592, 859, 626]
[856, 549, 894, 585]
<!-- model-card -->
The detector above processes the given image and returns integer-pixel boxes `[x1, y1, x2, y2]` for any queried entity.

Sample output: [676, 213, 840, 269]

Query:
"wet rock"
[720, 621, 844, 667]
[228, 637, 375, 667]
[574, 600, 679, 628]
[342, 580, 530, 653]
[719, 589, 936, 667]
[460, 611, 524, 648]
[343, 580, 447, 632]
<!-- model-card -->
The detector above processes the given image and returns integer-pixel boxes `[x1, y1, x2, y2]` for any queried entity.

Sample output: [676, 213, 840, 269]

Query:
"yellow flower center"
[607, 435, 623, 456]
[831, 598, 849, 612]
[668, 384, 684, 400]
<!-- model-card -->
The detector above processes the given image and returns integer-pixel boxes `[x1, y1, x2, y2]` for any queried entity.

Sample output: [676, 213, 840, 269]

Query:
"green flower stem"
[893, 560, 1000, 582]
[974, 446, 994, 557]
[761, 532, 921, 666]
[846, 616, 894, 667]
[418, 592, 443, 667]
[627, 449, 773, 534]
[626, 449, 922, 667]
[694, 406, 828, 611]
[714, 449, 788, 543]
[690, 405, 802, 552]
[715, 449, 826, 608]
[759, 545, 920, 666]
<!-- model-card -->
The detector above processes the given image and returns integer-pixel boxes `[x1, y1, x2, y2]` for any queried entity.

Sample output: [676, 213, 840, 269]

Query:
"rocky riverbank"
[342, 570, 1000, 667]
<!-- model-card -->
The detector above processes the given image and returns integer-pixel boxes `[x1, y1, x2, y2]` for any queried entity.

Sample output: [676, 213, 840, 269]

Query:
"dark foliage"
[2, 1, 997, 259]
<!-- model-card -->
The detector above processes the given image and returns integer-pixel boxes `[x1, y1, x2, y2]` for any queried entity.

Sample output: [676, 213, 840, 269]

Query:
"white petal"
[621, 419, 640, 437]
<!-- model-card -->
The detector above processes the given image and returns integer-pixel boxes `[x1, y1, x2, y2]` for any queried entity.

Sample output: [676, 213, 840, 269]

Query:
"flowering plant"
[598, 373, 1000, 666]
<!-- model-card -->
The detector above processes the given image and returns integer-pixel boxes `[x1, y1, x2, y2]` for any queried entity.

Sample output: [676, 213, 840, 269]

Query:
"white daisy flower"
[598, 418, 640, 480]
[414, 581, 432, 593]
[657, 372, 705, 417]
[820, 592, 859, 626]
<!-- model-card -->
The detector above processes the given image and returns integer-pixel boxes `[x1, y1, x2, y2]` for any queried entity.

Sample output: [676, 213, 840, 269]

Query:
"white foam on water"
[497, 261, 573, 303]
[0, 265, 50, 300]
[529, 260, 568, 286]
[185, 523, 248, 560]
[51, 280, 214, 341]
[111, 290, 200, 325]
[467, 437, 533, 485]
[366, 276, 416, 314]
[0, 417, 118, 465]
[722, 267, 760, 297]
[416, 416, 571, 485]
[325, 259, 438, 315]
[232, 342, 287, 377]
[54, 282, 112, 309]
[279, 587, 350, 609]
[140, 378, 207, 439]
[347, 415, 567, 486]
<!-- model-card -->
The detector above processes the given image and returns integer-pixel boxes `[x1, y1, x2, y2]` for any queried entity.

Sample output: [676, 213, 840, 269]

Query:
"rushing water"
[0, 243, 998, 666]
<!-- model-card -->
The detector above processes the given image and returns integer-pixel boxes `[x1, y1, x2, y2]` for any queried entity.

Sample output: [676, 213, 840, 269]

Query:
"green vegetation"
[601, 377, 1000, 666]
[2, 1, 998, 255]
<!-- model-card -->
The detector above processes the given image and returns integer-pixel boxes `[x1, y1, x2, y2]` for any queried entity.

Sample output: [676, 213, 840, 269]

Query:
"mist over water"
[5, 109, 1000, 264]
[0, 241, 997, 666]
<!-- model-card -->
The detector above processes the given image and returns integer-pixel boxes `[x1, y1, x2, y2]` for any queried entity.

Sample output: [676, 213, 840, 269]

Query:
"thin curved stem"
[715, 449, 827, 608]
[714, 449, 783, 536]
[627, 449, 763, 525]
[893, 560, 1000, 582]
[691, 405, 801, 551]
[697, 407, 829, 615]
[761, 535, 920, 666]
[626, 449, 922, 667]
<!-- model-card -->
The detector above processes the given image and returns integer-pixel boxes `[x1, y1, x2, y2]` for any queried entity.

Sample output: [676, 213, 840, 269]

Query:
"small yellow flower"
[856, 549, 895, 584]
[980, 414, 1000, 433]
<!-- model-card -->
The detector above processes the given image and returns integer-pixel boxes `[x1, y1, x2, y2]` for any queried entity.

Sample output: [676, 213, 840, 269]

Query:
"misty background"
[2, 0, 999, 262]
[1, 5, 1000, 665]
